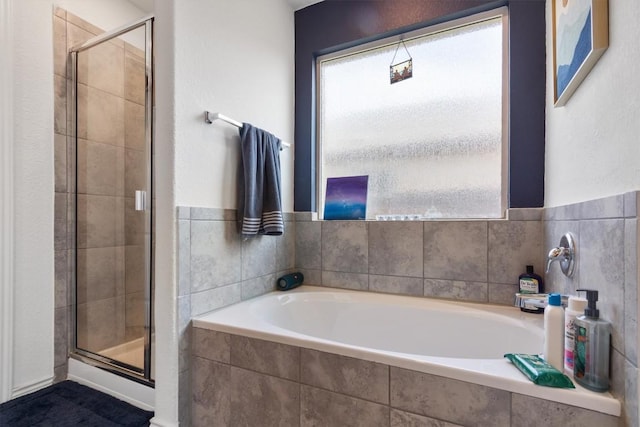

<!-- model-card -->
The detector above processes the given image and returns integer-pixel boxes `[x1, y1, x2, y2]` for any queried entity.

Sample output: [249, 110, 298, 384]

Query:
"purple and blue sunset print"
[324, 175, 368, 220]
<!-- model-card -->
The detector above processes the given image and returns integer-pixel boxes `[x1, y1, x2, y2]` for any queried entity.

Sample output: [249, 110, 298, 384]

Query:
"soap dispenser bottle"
[574, 289, 611, 392]
[518, 265, 544, 294]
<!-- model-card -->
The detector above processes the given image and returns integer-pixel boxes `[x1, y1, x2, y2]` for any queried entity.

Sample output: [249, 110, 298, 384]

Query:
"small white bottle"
[543, 293, 564, 371]
[564, 296, 587, 374]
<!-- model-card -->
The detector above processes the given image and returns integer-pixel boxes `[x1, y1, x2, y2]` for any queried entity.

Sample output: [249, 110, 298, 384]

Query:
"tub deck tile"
[192, 356, 231, 427]
[230, 366, 299, 426]
[390, 367, 510, 427]
[390, 409, 463, 427]
[511, 394, 620, 427]
[231, 335, 300, 381]
[301, 348, 389, 404]
[301, 385, 388, 427]
[192, 327, 230, 363]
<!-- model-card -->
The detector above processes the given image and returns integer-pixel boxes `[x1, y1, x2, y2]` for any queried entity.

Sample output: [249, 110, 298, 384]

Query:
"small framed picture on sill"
[323, 175, 368, 220]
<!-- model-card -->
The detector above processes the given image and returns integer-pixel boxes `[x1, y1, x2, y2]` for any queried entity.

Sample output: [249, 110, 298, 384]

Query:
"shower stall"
[68, 16, 154, 384]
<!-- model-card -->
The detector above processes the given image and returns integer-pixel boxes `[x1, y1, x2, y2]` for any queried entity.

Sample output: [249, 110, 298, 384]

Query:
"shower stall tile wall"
[176, 206, 296, 425]
[53, 7, 152, 381]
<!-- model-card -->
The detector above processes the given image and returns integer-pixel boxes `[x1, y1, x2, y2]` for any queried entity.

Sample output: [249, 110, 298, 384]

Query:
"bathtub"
[193, 286, 620, 417]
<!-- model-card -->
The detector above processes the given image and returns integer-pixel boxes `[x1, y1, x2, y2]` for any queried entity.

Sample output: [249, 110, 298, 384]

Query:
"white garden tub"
[193, 286, 620, 416]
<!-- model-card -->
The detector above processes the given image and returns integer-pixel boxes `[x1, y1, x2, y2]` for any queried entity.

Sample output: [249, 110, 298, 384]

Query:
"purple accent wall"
[294, 0, 545, 211]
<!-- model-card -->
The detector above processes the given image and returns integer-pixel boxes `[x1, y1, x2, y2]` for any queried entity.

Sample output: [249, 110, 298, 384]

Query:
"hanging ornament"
[389, 38, 413, 84]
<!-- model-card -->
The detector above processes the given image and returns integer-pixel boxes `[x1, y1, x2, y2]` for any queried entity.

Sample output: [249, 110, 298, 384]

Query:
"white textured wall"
[11, 0, 55, 396]
[149, 1, 294, 424]
[545, 0, 640, 207]
[173, 0, 295, 212]
[8, 0, 145, 398]
[150, 0, 178, 422]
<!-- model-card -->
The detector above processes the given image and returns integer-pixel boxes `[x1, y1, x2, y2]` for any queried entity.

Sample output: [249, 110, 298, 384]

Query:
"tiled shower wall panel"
[176, 206, 296, 425]
[53, 8, 148, 379]
[544, 191, 639, 427]
[294, 209, 544, 305]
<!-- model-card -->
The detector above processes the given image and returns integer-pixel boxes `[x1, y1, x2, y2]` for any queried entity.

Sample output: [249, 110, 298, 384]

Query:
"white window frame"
[316, 7, 510, 219]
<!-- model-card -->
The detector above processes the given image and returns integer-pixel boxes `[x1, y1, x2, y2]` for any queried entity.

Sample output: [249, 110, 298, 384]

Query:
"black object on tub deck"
[277, 272, 304, 291]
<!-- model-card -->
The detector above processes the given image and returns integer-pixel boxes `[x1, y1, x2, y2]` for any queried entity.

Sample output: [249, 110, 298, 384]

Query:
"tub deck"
[193, 286, 621, 417]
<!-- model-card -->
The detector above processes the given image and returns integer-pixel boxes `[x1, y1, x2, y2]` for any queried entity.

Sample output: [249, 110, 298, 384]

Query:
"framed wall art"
[552, 0, 608, 107]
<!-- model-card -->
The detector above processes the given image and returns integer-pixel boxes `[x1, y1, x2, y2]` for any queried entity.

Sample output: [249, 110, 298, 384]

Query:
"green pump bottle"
[573, 289, 611, 392]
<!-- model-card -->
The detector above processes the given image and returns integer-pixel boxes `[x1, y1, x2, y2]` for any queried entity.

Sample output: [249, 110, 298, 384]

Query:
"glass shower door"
[72, 18, 153, 381]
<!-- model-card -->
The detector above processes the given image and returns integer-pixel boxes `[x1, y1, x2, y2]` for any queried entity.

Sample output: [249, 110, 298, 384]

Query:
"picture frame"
[323, 175, 368, 220]
[552, 0, 608, 107]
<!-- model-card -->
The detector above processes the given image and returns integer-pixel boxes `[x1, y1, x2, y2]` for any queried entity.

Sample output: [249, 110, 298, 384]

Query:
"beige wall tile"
[76, 194, 118, 248]
[125, 291, 145, 336]
[77, 139, 125, 196]
[54, 307, 69, 368]
[84, 40, 124, 97]
[76, 296, 125, 352]
[125, 42, 145, 59]
[66, 12, 102, 38]
[55, 250, 69, 309]
[125, 50, 146, 105]
[123, 196, 146, 246]
[54, 74, 67, 134]
[53, 16, 67, 77]
[124, 100, 146, 151]
[76, 246, 125, 304]
[54, 133, 67, 192]
[55, 192, 67, 250]
[124, 148, 146, 196]
[76, 84, 125, 146]
[54, 6, 66, 19]
[125, 244, 146, 295]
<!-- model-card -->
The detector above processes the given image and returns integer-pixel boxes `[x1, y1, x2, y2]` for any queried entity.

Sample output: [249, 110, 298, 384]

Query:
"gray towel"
[238, 123, 284, 236]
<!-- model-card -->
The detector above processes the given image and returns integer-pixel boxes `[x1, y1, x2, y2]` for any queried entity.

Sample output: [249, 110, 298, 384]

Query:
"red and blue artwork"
[323, 175, 368, 220]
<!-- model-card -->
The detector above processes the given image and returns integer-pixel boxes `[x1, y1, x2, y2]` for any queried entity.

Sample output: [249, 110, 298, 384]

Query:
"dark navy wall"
[294, 0, 545, 211]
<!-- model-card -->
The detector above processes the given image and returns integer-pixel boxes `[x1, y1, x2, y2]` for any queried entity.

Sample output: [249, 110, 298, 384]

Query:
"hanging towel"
[238, 123, 284, 236]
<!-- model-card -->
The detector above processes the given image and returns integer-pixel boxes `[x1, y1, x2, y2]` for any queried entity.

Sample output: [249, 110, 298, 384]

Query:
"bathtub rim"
[192, 286, 621, 417]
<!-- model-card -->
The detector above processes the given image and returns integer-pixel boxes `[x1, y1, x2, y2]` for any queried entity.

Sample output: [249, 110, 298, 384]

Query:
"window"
[317, 10, 508, 219]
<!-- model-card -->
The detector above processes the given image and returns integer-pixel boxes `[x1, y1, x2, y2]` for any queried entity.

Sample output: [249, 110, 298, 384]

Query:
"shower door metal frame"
[68, 15, 154, 385]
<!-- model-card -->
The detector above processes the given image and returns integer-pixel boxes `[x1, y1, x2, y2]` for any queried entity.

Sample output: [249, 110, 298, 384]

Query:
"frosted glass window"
[318, 16, 506, 219]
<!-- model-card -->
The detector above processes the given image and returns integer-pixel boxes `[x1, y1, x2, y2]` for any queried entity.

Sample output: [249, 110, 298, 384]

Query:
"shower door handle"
[135, 190, 147, 211]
